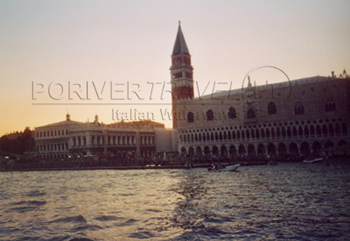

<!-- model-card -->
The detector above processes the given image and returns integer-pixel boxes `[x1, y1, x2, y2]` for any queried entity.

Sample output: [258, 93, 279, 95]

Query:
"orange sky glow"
[1, 0, 349, 136]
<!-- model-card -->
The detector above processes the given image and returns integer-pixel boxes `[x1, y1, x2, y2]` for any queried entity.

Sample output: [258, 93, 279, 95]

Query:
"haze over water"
[0, 162, 349, 240]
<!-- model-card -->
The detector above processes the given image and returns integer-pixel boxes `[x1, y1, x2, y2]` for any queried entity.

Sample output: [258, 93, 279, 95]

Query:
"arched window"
[294, 102, 304, 115]
[325, 98, 336, 112]
[206, 109, 214, 121]
[268, 102, 277, 115]
[247, 108, 256, 119]
[228, 107, 236, 119]
[342, 123, 348, 134]
[299, 126, 303, 137]
[187, 112, 194, 123]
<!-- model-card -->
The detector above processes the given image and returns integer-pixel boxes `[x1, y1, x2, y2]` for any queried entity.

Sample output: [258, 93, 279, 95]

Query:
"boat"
[225, 164, 241, 171]
[303, 157, 323, 163]
[208, 163, 240, 172]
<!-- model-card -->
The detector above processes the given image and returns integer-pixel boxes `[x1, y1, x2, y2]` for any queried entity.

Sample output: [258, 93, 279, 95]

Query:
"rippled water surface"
[0, 162, 350, 240]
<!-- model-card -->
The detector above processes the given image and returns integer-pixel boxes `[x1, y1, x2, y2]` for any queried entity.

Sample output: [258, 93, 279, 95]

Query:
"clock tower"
[170, 22, 194, 128]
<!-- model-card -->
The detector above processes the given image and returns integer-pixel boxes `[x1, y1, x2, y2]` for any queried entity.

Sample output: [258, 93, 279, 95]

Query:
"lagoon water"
[0, 162, 349, 240]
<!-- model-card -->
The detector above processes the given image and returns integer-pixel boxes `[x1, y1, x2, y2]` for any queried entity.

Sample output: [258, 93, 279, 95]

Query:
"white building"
[34, 114, 167, 160]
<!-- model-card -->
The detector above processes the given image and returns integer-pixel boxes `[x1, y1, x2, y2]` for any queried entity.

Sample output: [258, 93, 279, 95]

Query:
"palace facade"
[171, 23, 350, 158]
[33, 23, 350, 160]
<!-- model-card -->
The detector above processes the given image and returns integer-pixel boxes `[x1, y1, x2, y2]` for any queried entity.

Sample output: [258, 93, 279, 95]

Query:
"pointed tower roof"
[172, 21, 190, 55]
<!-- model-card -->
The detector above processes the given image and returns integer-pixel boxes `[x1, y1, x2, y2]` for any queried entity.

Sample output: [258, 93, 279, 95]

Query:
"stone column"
[102, 130, 107, 154]
[136, 131, 141, 157]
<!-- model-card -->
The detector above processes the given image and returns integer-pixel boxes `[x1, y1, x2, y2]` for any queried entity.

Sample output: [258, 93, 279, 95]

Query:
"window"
[207, 109, 214, 121]
[247, 108, 256, 119]
[268, 102, 277, 115]
[294, 102, 304, 115]
[228, 107, 236, 119]
[325, 98, 336, 112]
[188, 112, 194, 123]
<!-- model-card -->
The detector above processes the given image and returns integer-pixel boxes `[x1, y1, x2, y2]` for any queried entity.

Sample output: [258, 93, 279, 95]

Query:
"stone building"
[171, 23, 350, 158]
[34, 114, 164, 160]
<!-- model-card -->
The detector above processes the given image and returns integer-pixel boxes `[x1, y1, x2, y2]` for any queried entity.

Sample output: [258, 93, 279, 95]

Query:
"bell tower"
[170, 22, 194, 128]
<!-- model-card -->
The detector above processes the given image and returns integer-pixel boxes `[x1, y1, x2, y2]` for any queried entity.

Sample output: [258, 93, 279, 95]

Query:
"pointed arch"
[335, 123, 341, 136]
[187, 112, 194, 123]
[212, 146, 219, 157]
[196, 146, 202, 156]
[289, 142, 299, 155]
[267, 143, 276, 156]
[294, 102, 304, 115]
[281, 127, 286, 138]
[229, 145, 237, 158]
[271, 128, 275, 139]
[238, 145, 246, 156]
[204, 146, 211, 156]
[313, 141, 322, 154]
[324, 140, 334, 149]
[316, 125, 322, 137]
[329, 123, 334, 136]
[247, 108, 256, 119]
[221, 145, 228, 158]
[298, 126, 303, 137]
[246, 129, 250, 139]
[248, 144, 256, 157]
[325, 98, 336, 112]
[207, 109, 214, 121]
[300, 142, 310, 155]
[268, 102, 277, 115]
[322, 124, 328, 136]
[278, 143, 287, 156]
[304, 126, 309, 137]
[232, 131, 236, 140]
[287, 127, 291, 138]
[257, 144, 265, 156]
[189, 147, 194, 156]
[342, 123, 348, 134]
[310, 125, 315, 136]
[228, 107, 237, 119]
[293, 126, 298, 136]
[181, 147, 187, 155]
[276, 127, 281, 138]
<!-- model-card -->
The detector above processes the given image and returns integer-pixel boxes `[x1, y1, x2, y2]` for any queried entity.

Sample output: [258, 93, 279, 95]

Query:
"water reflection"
[166, 163, 350, 240]
[167, 170, 209, 232]
[0, 162, 349, 240]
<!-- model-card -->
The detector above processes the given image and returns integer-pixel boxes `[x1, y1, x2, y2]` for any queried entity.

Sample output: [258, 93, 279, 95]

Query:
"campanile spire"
[170, 22, 194, 128]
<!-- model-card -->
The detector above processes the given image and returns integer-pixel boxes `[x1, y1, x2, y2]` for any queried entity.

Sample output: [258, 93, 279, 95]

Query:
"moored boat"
[303, 157, 323, 163]
[208, 163, 240, 172]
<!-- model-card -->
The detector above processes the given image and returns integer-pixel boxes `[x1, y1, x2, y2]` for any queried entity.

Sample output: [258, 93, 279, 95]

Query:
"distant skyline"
[1, 0, 349, 136]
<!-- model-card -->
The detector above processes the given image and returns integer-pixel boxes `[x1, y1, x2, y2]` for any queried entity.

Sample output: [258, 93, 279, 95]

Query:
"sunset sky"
[1, 0, 349, 136]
